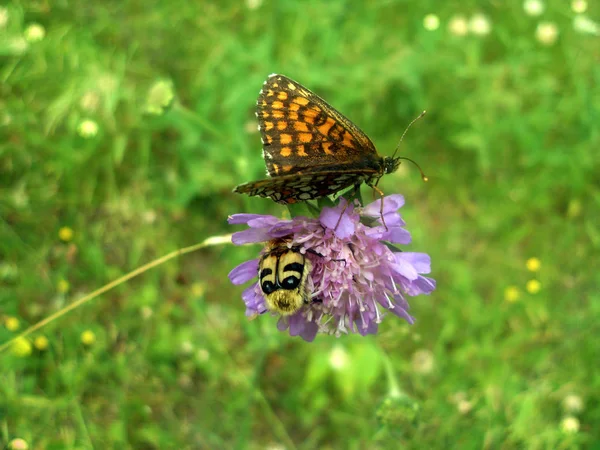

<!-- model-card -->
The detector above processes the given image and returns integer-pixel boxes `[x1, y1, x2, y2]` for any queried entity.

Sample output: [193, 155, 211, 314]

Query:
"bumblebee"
[259, 240, 313, 315]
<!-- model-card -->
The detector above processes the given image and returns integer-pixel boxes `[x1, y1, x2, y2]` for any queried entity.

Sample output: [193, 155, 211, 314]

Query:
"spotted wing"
[233, 169, 377, 204]
[256, 74, 380, 177]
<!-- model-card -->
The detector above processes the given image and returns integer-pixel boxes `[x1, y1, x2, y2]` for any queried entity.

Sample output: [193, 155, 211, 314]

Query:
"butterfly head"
[383, 156, 402, 175]
[383, 155, 429, 182]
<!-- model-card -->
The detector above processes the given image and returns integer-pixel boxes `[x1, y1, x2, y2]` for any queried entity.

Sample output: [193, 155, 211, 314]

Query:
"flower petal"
[406, 276, 436, 296]
[228, 259, 259, 285]
[353, 315, 379, 336]
[229, 192, 435, 340]
[228, 213, 273, 225]
[299, 321, 319, 342]
[384, 226, 412, 244]
[397, 252, 431, 274]
[364, 194, 405, 216]
[320, 204, 355, 239]
[242, 284, 267, 314]
[391, 253, 419, 280]
[247, 215, 281, 229]
[231, 228, 271, 245]
[389, 302, 415, 324]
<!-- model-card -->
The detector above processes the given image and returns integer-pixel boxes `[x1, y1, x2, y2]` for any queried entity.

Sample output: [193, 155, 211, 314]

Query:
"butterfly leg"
[371, 185, 388, 230]
[333, 184, 361, 230]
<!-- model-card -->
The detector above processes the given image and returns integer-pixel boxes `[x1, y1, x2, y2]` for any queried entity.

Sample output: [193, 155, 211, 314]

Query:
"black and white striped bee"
[259, 240, 313, 316]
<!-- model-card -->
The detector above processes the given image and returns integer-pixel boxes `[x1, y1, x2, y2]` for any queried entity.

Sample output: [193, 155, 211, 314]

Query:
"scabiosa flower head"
[228, 195, 436, 341]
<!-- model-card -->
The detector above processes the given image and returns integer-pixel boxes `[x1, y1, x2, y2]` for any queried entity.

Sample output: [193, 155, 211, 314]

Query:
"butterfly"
[233, 74, 425, 205]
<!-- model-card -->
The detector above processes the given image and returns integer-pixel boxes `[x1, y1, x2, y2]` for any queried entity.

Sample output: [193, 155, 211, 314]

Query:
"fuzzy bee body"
[259, 241, 313, 315]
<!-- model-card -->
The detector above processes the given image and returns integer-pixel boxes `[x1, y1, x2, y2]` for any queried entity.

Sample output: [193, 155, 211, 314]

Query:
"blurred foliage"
[1, 0, 599, 448]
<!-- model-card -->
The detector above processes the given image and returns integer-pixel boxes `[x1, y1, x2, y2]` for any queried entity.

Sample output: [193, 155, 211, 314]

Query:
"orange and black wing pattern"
[234, 74, 384, 204]
[256, 74, 379, 177]
[234, 170, 375, 204]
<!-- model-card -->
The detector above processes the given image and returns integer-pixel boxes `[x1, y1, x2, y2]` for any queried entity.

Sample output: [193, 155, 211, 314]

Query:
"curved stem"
[0, 234, 234, 353]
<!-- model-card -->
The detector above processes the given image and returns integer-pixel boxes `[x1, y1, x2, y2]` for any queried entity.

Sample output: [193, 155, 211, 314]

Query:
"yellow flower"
[423, 14, 440, 31]
[523, 0, 545, 16]
[58, 226, 74, 242]
[5, 316, 20, 331]
[34, 335, 49, 351]
[12, 337, 32, 357]
[81, 330, 96, 346]
[526, 257, 541, 272]
[526, 279, 541, 294]
[24, 23, 45, 42]
[504, 286, 521, 303]
[77, 119, 99, 138]
[448, 16, 468, 36]
[469, 14, 492, 36]
[144, 80, 175, 115]
[457, 399, 473, 414]
[191, 282, 206, 297]
[560, 416, 580, 434]
[536, 22, 559, 46]
[57, 279, 70, 293]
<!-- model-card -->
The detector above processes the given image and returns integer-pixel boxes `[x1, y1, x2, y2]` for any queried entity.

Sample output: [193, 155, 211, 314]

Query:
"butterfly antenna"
[391, 110, 428, 182]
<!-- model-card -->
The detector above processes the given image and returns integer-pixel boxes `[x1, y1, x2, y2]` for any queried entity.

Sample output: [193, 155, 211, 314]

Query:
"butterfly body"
[234, 74, 402, 204]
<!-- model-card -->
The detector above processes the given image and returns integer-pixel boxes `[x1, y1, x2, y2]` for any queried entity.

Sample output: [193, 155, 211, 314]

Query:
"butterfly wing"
[256, 74, 380, 177]
[233, 169, 378, 204]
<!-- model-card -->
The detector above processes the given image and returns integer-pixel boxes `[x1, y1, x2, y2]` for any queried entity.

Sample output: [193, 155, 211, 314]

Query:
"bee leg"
[305, 248, 346, 267]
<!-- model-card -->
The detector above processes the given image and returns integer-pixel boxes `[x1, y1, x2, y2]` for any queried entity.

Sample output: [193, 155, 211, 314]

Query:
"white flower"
[562, 394, 584, 414]
[0, 7, 8, 28]
[24, 23, 45, 42]
[573, 15, 600, 35]
[77, 119, 99, 138]
[411, 349, 435, 374]
[524, 0, 545, 16]
[535, 22, 559, 45]
[469, 14, 492, 36]
[448, 15, 468, 36]
[571, 0, 587, 13]
[246, 0, 262, 10]
[423, 14, 440, 31]
[329, 345, 349, 370]
[560, 416, 580, 434]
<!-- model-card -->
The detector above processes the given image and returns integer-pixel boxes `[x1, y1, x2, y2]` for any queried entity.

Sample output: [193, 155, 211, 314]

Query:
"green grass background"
[1, 0, 599, 448]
